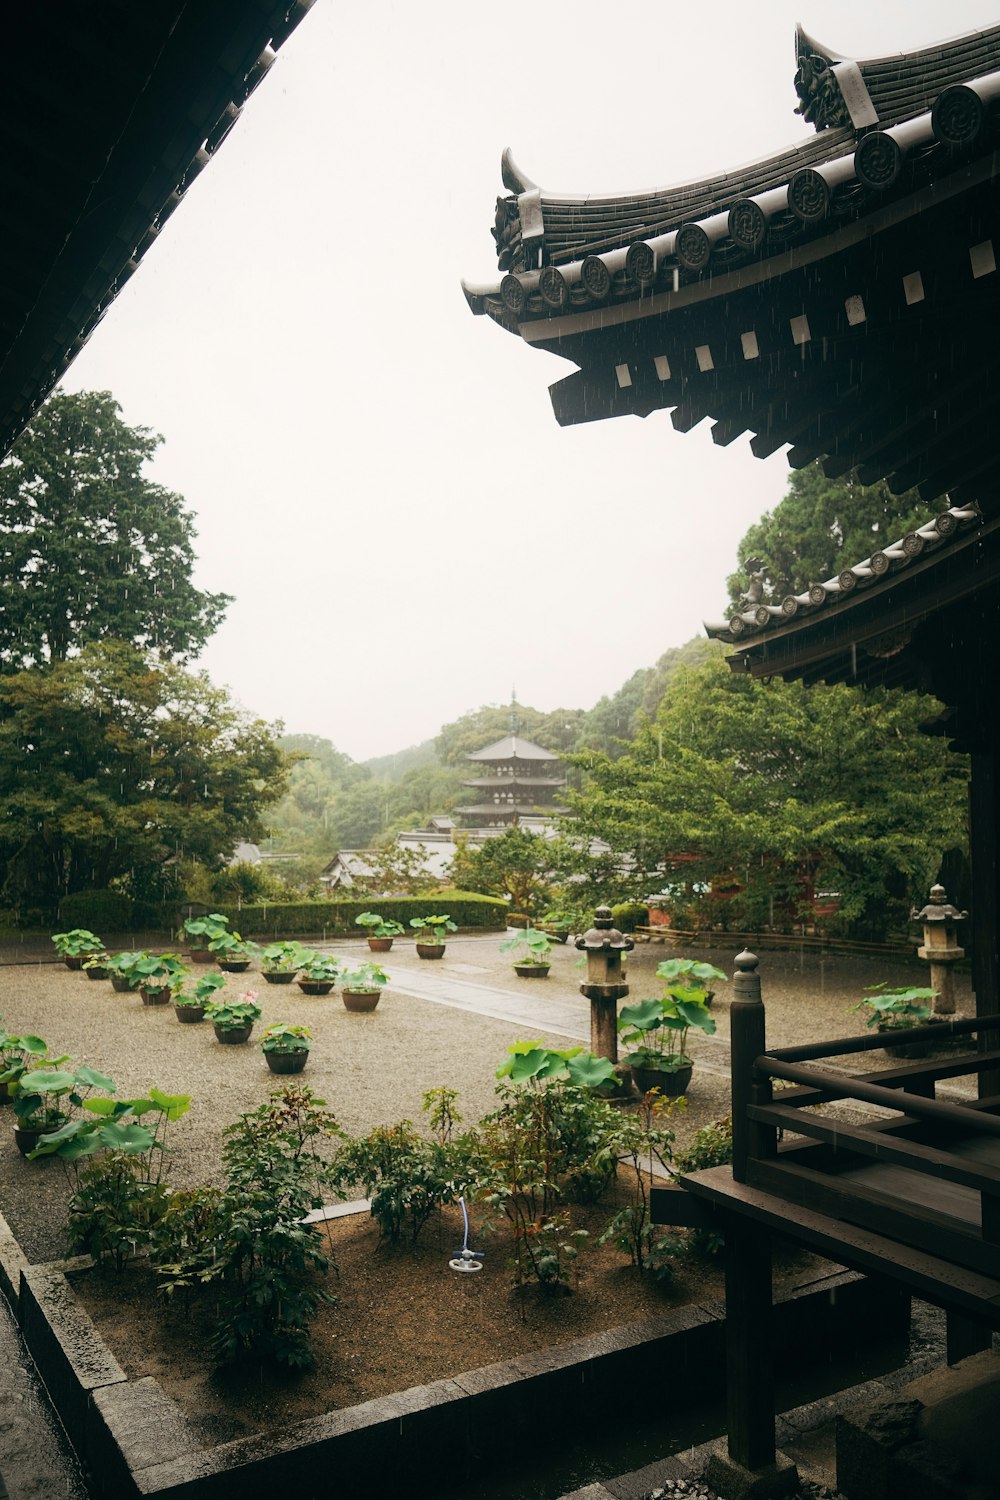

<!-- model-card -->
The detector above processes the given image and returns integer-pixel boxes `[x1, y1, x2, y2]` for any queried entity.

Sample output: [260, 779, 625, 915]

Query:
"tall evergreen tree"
[0, 390, 230, 668]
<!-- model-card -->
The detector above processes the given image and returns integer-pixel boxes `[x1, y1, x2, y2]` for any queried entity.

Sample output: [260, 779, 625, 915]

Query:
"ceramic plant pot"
[514, 964, 550, 979]
[85, 966, 109, 981]
[14, 1123, 61, 1157]
[297, 980, 334, 996]
[366, 937, 393, 953]
[188, 948, 215, 964]
[218, 959, 251, 974]
[342, 989, 381, 1013]
[111, 976, 134, 994]
[214, 1023, 253, 1045]
[262, 970, 297, 984]
[174, 1004, 206, 1024]
[416, 943, 445, 960]
[629, 1062, 693, 1098]
[265, 1051, 308, 1074]
[140, 986, 172, 1006]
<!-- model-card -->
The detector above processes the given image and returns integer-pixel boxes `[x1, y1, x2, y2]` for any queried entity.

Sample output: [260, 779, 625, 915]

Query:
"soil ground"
[0, 933, 976, 1449]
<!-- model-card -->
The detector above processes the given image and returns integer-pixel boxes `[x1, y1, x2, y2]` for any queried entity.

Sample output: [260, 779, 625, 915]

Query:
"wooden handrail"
[761, 1053, 1000, 1135]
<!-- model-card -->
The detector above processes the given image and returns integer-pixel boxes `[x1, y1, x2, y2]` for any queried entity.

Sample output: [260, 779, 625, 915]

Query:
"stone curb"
[4, 1212, 908, 1500]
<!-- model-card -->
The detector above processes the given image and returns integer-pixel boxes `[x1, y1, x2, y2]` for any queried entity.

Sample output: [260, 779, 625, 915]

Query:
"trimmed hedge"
[58, 889, 133, 932]
[610, 901, 649, 933]
[160, 891, 508, 939]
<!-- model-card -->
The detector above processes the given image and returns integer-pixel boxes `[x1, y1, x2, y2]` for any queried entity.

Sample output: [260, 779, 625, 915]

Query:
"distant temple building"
[454, 734, 568, 830]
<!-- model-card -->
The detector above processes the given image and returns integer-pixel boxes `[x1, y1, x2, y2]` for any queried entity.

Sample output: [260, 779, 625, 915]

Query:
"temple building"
[454, 733, 568, 830]
[465, 22, 1000, 1498]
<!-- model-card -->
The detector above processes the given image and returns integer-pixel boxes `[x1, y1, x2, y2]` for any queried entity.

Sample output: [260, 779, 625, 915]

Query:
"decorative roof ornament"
[738, 559, 766, 610]
[794, 50, 852, 131]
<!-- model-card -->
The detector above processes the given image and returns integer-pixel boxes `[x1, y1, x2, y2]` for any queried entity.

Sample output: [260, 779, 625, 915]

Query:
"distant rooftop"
[467, 735, 559, 762]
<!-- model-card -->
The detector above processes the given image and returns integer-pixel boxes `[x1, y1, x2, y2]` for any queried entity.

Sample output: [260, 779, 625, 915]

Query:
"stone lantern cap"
[575, 905, 635, 954]
[910, 884, 968, 926]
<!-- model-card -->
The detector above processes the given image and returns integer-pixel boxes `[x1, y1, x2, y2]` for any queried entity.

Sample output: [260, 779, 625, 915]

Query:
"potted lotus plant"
[500, 927, 554, 977]
[852, 983, 942, 1058]
[82, 951, 112, 982]
[260, 1023, 312, 1074]
[10, 1060, 116, 1157]
[409, 915, 457, 958]
[0, 1027, 49, 1106]
[259, 941, 308, 984]
[51, 929, 104, 970]
[617, 963, 718, 1097]
[340, 962, 389, 1013]
[130, 951, 189, 1006]
[173, 971, 226, 1024]
[296, 953, 341, 996]
[205, 991, 262, 1045]
[180, 912, 230, 963]
[105, 950, 142, 993]
[655, 957, 727, 1008]
[209, 929, 258, 973]
[354, 912, 405, 953]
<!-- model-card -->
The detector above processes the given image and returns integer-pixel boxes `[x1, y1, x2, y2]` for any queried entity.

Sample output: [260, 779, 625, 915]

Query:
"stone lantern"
[576, 905, 633, 1061]
[911, 883, 967, 1015]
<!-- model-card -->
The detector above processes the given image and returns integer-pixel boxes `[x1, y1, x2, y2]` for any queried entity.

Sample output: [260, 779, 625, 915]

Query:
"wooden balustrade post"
[730, 949, 768, 1183]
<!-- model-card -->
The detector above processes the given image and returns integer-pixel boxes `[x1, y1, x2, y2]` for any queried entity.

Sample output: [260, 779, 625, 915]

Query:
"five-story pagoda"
[455, 733, 568, 829]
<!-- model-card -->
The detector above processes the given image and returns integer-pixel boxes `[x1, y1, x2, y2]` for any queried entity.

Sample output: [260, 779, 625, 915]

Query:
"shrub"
[58, 890, 133, 931]
[610, 901, 649, 933]
[110, 892, 508, 936]
[332, 1119, 470, 1245]
[153, 1086, 343, 1368]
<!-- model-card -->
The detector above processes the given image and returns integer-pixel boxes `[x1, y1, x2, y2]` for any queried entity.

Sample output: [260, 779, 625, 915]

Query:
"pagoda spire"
[510, 686, 519, 736]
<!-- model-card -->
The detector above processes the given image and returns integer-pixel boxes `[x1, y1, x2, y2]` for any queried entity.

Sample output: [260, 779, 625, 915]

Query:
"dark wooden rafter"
[0, 0, 317, 464]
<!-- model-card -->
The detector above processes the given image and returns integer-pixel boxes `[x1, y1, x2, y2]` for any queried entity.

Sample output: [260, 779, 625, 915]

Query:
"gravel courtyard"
[0, 931, 975, 1263]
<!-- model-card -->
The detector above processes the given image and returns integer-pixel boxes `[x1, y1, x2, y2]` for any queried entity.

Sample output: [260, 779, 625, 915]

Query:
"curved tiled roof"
[466, 735, 559, 762]
[798, 21, 1000, 130]
[704, 504, 982, 648]
[465, 23, 1000, 325]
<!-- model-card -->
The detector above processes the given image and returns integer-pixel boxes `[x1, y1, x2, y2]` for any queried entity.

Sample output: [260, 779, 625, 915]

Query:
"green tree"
[570, 657, 967, 940]
[0, 642, 287, 916]
[449, 827, 552, 913]
[726, 464, 930, 608]
[0, 390, 230, 668]
[578, 637, 722, 756]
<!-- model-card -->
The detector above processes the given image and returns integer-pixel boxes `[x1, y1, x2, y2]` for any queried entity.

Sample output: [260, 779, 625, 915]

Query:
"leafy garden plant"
[130, 951, 189, 995]
[153, 1086, 343, 1368]
[51, 929, 104, 961]
[500, 928, 553, 969]
[598, 1091, 682, 1280]
[297, 953, 341, 984]
[340, 962, 388, 994]
[617, 960, 720, 1075]
[181, 913, 230, 947]
[852, 983, 938, 1031]
[354, 913, 405, 940]
[409, 915, 458, 944]
[205, 993, 262, 1033]
[259, 941, 309, 974]
[260, 1023, 312, 1055]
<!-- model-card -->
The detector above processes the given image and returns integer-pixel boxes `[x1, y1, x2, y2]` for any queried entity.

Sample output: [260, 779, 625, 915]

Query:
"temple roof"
[466, 735, 560, 762]
[463, 22, 1000, 515]
[0, 0, 315, 463]
[706, 503, 983, 646]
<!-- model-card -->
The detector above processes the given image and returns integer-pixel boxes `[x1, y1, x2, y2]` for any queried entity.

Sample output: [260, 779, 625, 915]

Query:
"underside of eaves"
[463, 22, 1000, 520]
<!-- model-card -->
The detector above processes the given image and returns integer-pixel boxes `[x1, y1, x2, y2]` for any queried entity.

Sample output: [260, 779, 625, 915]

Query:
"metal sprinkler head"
[449, 1246, 484, 1274]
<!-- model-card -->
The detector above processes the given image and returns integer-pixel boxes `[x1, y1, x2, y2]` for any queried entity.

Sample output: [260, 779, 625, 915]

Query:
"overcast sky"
[61, 0, 999, 761]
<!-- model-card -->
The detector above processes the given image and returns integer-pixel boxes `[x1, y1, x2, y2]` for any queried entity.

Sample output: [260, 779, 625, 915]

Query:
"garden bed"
[7, 1203, 909, 1500]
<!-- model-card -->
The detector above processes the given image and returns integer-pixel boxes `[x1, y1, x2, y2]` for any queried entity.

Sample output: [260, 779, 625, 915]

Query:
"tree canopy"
[569, 656, 967, 939]
[0, 642, 287, 917]
[726, 464, 931, 609]
[0, 390, 230, 668]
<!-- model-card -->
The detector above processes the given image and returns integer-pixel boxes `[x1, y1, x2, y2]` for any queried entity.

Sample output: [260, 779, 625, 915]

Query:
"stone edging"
[0, 1212, 909, 1499]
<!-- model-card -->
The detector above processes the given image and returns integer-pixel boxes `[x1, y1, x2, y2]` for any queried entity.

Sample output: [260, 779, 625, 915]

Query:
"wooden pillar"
[724, 1217, 777, 1470]
[970, 750, 1000, 1098]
